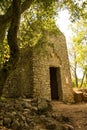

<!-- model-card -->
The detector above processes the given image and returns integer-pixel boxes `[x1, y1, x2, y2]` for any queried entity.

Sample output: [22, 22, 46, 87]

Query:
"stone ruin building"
[2, 30, 74, 103]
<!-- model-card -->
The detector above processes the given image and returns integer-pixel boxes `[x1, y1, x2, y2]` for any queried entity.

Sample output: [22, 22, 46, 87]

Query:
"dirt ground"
[51, 101, 87, 130]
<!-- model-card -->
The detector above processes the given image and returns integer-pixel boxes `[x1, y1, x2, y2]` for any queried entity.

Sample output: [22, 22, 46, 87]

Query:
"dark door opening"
[49, 67, 62, 100]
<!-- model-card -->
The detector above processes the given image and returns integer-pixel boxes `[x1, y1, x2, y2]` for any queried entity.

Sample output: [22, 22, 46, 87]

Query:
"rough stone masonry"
[2, 30, 74, 104]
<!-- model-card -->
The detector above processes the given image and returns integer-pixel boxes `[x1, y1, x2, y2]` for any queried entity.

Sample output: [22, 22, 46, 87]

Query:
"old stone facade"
[2, 31, 74, 103]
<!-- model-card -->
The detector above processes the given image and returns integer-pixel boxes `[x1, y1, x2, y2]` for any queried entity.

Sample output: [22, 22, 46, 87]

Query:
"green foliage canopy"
[0, 0, 87, 64]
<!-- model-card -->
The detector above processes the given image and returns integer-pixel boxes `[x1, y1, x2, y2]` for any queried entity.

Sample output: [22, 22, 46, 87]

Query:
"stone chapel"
[3, 30, 74, 103]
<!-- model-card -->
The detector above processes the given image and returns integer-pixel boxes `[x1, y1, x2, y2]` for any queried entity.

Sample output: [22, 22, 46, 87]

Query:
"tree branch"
[0, 0, 34, 44]
[0, 0, 34, 24]
[21, 0, 34, 13]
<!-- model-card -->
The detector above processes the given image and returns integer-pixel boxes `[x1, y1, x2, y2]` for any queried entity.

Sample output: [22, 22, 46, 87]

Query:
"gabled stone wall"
[2, 31, 74, 103]
[31, 33, 74, 103]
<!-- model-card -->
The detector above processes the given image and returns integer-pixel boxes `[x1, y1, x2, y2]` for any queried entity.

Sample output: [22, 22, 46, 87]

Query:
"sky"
[56, 9, 72, 42]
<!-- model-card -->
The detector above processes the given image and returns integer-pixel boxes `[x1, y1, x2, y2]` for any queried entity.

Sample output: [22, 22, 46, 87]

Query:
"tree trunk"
[7, 0, 21, 67]
[74, 59, 78, 88]
[0, 0, 33, 46]
[0, 0, 34, 96]
[0, 0, 21, 96]
[75, 69, 78, 88]
[80, 71, 86, 88]
[86, 72, 87, 87]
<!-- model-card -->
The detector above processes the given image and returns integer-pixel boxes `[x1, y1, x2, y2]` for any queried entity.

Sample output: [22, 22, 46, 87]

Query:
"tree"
[68, 18, 87, 88]
[0, 0, 86, 96]
[0, 0, 58, 95]
[0, 0, 86, 46]
[0, 0, 22, 95]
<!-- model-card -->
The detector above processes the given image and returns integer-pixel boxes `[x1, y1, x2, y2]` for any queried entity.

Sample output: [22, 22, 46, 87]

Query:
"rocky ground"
[0, 88, 87, 130]
[0, 96, 87, 130]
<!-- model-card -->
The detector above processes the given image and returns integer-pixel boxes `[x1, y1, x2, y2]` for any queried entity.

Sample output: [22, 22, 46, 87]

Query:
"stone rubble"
[0, 98, 74, 130]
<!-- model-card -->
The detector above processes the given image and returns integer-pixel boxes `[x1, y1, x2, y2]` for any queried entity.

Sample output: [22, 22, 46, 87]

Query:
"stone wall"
[2, 47, 34, 98]
[31, 33, 74, 103]
[2, 31, 74, 103]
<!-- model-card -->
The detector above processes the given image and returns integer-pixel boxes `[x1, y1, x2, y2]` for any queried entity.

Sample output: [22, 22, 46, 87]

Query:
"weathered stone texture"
[32, 33, 74, 103]
[2, 31, 74, 103]
[3, 48, 34, 98]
